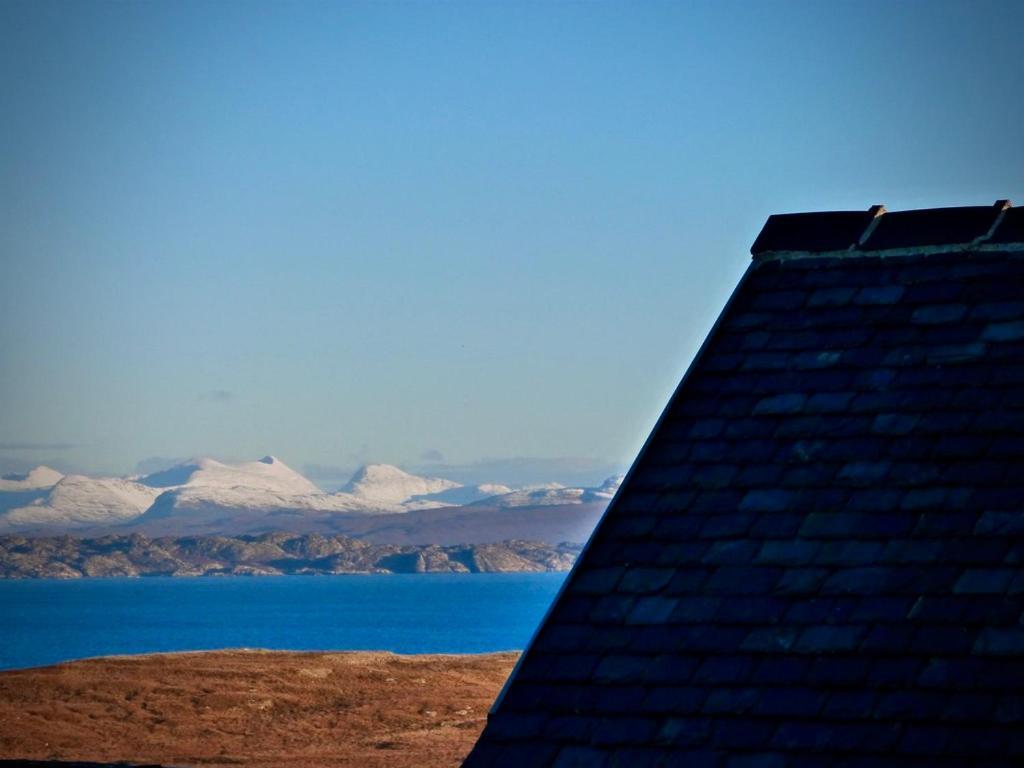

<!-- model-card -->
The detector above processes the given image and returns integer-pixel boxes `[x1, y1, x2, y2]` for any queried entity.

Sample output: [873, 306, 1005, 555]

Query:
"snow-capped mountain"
[0, 457, 621, 536]
[0, 466, 67, 515]
[340, 464, 460, 507]
[3, 475, 161, 529]
[0, 466, 64, 492]
[471, 475, 624, 508]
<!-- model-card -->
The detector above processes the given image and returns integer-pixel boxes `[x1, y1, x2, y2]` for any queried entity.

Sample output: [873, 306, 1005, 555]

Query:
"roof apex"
[751, 200, 1017, 260]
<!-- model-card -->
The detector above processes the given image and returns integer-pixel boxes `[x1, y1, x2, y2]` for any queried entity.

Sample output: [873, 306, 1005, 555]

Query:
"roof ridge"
[752, 200, 1022, 260]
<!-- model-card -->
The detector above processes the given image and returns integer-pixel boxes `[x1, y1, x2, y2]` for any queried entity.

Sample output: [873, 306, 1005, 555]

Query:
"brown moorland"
[0, 650, 518, 767]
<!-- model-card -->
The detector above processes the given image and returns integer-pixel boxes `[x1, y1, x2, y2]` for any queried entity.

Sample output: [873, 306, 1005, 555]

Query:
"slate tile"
[981, 320, 1024, 341]
[854, 367, 897, 390]
[836, 460, 892, 486]
[538, 626, 592, 653]
[774, 567, 830, 595]
[942, 692, 995, 722]
[845, 488, 903, 513]
[795, 625, 867, 653]
[855, 285, 905, 305]
[552, 745, 610, 767]
[653, 516, 704, 541]
[679, 625, 748, 652]
[749, 512, 807, 538]
[733, 464, 786, 488]
[969, 300, 1024, 321]
[607, 747, 674, 768]
[704, 688, 761, 720]
[973, 627, 1024, 655]
[752, 656, 810, 684]
[860, 624, 916, 652]
[806, 657, 872, 686]
[592, 686, 649, 715]
[754, 688, 824, 717]
[871, 413, 920, 435]
[485, 712, 549, 740]
[751, 290, 808, 311]
[694, 655, 755, 685]
[756, 540, 821, 566]
[913, 511, 977, 536]
[590, 595, 635, 624]
[851, 595, 914, 622]
[642, 654, 700, 683]
[665, 568, 712, 595]
[879, 540, 944, 565]
[640, 686, 706, 714]
[574, 568, 625, 595]
[669, 596, 722, 623]
[994, 694, 1024, 724]
[699, 514, 756, 539]
[711, 718, 776, 749]
[706, 566, 781, 595]
[741, 626, 799, 653]
[725, 753, 787, 768]
[703, 540, 761, 565]
[941, 539, 1010, 565]
[806, 391, 857, 413]
[625, 597, 679, 625]
[618, 568, 675, 594]
[739, 489, 796, 513]
[927, 342, 987, 365]
[869, 658, 924, 687]
[953, 569, 1015, 594]
[594, 654, 651, 684]
[716, 593, 786, 626]
[809, 285, 858, 307]
[824, 690, 878, 719]
[547, 654, 602, 682]
[652, 716, 711, 747]
[754, 393, 808, 415]
[959, 595, 1024, 625]
[690, 489, 746, 514]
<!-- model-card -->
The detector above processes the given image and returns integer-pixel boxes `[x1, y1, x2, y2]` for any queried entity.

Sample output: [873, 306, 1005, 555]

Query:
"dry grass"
[0, 650, 518, 767]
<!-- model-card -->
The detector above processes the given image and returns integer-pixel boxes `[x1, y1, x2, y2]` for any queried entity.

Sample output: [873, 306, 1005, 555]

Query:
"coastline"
[0, 533, 580, 578]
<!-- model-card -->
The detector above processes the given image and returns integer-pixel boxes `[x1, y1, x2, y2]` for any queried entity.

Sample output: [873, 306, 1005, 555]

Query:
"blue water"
[0, 573, 566, 670]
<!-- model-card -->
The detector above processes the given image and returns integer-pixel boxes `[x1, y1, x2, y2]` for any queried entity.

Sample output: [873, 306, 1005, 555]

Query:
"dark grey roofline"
[751, 200, 1017, 260]
[488, 258, 759, 715]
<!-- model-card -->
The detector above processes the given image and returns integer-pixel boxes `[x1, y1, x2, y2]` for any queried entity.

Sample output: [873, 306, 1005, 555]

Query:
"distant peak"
[350, 463, 411, 480]
[0, 465, 65, 491]
[258, 455, 277, 465]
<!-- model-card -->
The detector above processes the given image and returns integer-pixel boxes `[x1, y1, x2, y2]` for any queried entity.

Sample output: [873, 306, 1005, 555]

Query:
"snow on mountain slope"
[138, 456, 329, 517]
[0, 466, 64, 492]
[141, 456, 320, 496]
[472, 476, 624, 508]
[340, 464, 459, 506]
[584, 474, 624, 502]
[0, 455, 624, 535]
[136, 460, 468, 520]
[2, 475, 161, 530]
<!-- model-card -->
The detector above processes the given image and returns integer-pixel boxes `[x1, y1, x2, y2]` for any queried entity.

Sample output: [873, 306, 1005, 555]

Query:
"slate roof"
[464, 201, 1024, 768]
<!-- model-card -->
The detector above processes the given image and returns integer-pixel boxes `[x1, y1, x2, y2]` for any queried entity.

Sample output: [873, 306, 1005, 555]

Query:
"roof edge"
[485, 259, 760, 717]
[752, 200, 1019, 260]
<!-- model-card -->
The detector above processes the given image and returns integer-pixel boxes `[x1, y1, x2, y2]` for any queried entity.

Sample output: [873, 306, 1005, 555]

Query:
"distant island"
[0, 533, 581, 578]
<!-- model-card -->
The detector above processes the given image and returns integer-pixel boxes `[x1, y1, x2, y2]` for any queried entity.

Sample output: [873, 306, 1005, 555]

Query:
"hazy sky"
[1, 0, 1022, 483]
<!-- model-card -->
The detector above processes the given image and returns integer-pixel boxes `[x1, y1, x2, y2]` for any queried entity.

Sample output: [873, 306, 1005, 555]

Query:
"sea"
[0, 573, 567, 671]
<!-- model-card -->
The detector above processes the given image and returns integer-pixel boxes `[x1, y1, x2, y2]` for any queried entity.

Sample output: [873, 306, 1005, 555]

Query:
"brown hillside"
[0, 650, 517, 767]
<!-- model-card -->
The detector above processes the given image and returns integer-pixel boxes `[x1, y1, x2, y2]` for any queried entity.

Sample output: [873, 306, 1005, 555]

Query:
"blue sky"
[1, 0, 1022, 485]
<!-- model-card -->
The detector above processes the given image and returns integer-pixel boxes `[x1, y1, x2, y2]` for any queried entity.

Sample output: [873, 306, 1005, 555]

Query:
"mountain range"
[0, 457, 621, 544]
